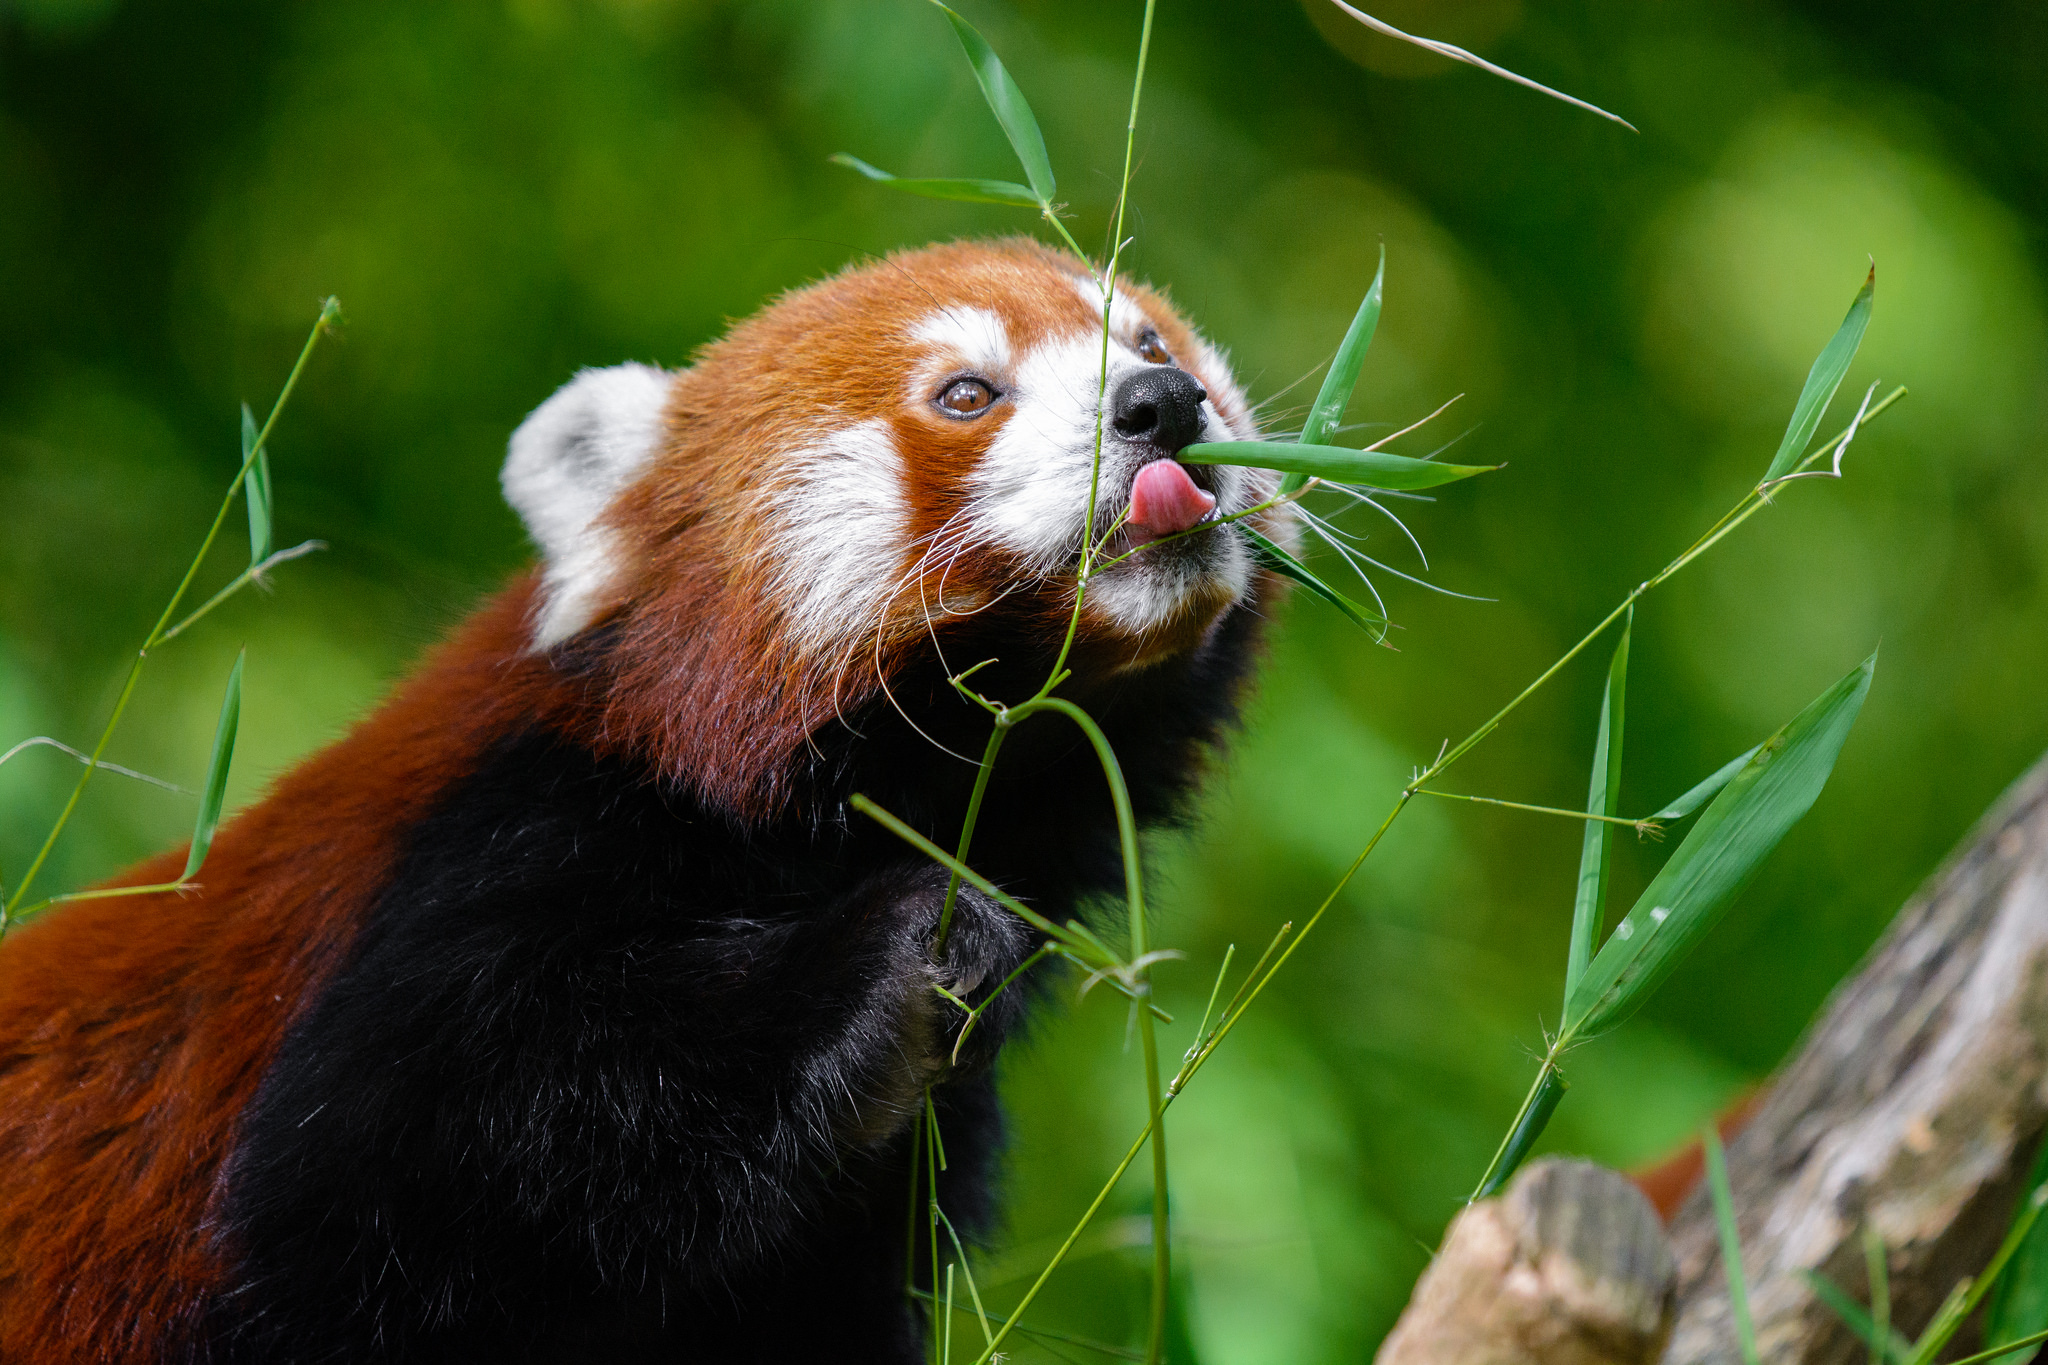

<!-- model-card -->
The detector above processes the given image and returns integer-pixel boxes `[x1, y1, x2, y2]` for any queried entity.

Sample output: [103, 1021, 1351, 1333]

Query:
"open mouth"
[1089, 456, 1223, 562]
[1127, 458, 1216, 543]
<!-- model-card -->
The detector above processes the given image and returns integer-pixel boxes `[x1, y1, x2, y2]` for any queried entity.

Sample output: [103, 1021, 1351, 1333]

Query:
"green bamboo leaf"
[1186, 441, 1496, 490]
[242, 402, 273, 567]
[1281, 247, 1386, 497]
[1564, 651, 1876, 1037]
[1903, 1185, 2048, 1365]
[931, 1, 1056, 205]
[828, 154, 1039, 207]
[182, 649, 244, 880]
[1706, 1128, 1765, 1365]
[1474, 1067, 1567, 1200]
[1565, 612, 1630, 1007]
[1163, 1260, 1206, 1365]
[1802, 1271, 1913, 1364]
[1762, 265, 1875, 485]
[1651, 744, 1764, 821]
[1325, 0, 1637, 131]
[1242, 527, 1388, 640]
[1866, 1225, 1895, 1365]
[1984, 1152, 2048, 1365]
[1058, 918, 1122, 972]
[1966, 1335, 2048, 1365]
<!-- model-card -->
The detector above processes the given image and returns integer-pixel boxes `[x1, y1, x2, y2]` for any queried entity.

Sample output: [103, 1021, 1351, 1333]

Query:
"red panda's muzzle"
[1126, 458, 1218, 544]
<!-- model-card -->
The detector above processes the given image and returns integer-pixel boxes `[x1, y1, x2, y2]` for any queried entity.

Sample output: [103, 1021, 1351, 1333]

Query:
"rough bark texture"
[1375, 1158, 1676, 1365]
[1665, 750, 2048, 1363]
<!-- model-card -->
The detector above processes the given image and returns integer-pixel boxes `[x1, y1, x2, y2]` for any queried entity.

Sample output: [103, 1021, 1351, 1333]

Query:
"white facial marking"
[1187, 336, 1256, 436]
[1087, 534, 1257, 635]
[972, 332, 1139, 570]
[768, 417, 909, 656]
[968, 322, 1267, 568]
[502, 363, 672, 648]
[1069, 277, 1149, 346]
[961, 296, 1288, 640]
[911, 306, 1012, 381]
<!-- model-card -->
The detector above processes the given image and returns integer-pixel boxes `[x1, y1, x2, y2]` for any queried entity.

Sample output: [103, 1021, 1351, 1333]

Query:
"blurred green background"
[3, 0, 2044, 1356]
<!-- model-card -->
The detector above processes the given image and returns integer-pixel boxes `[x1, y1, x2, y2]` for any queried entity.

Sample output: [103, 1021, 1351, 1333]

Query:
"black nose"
[1110, 366, 1209, 454]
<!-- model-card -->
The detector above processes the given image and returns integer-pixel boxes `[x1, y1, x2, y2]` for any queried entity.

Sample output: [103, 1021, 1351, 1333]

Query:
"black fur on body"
[201, 603, 1267, 1363]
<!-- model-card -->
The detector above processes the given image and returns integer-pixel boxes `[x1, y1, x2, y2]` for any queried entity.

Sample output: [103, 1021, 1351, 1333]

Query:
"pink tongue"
[1127, 459, 1217, 543]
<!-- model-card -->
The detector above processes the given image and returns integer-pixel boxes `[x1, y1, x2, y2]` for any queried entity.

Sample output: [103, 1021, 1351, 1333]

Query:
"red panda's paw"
[923, 881, 1034, 1077]
[829, 866, 1030, 1146]
[867, 863, 1033, 1081]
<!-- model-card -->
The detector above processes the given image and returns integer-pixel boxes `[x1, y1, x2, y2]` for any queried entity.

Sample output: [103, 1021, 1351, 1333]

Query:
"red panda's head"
[502, 238, 1287, 819]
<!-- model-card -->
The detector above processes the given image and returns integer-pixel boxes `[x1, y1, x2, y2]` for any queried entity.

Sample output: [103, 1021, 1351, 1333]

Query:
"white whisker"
[870, 624, 980, 766]
[1300, 513, 1390, 619]
[1313, 485, 1430, 568]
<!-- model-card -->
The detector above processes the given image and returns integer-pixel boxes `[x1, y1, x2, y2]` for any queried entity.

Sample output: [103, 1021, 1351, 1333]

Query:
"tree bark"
[1374, 1157, 1677, 1365]
[1370, 751, 2048, 1365]
[1664, 750, 2048, 1362]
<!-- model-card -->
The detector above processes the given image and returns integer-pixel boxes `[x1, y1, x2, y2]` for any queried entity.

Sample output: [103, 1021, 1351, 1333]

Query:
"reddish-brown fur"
[0, 585, 562, 1361]
[595, 237, 1262, 816]
[0, 237, 1268, 1359]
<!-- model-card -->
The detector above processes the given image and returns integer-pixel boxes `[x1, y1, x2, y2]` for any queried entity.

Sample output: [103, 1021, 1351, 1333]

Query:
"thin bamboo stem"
[2, 305, 336, 924]
[935, 725, 1008, 954]
[1010, 388, 1916, 1310]
[1467, 1046, 1563, 1201]
[1416, 788, 1661, 833]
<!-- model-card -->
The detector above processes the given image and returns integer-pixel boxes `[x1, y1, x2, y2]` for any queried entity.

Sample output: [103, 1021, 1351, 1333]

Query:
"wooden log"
[1664, 751, 2048, 1362]
[1374, 1157, 1676, 1365]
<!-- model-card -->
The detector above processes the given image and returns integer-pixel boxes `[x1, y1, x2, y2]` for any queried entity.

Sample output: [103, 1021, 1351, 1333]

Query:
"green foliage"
[1, 304, 335, 926]
[1564, 651, 1874, 1036]
[1463, 267, 1882, 1202]
[835, 1, 1085, 257]
[181, 649, 242, 880]
[828, 154, 1040, 208]
[1243, 526, 1389, 641]
[839, 15, 1900, 1357]
[1652, 746, 1763, 822]
[1281, 245, 1385, 496]
[1801, 1265, 1909, 1363]
[9, 0, 2044, 1360]
[241, 404, 272, 567]
[1705, 1128, 1764, 1365]
[930, 1, 1057, 206]
[1764, 266, 1877, 485]
[1473, 1066, 1565, 1200]
[1183, 440, 1495, 489]
[1988, 1138, 2048, 1365]
[1809, 1172, 2048, 1365]
[1565, 614, 1629, 1005]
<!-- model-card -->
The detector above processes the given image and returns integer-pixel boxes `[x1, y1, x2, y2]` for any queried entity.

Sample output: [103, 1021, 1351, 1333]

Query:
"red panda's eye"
[1136, 332, 1173, 366]
[936, 377, 996, 418]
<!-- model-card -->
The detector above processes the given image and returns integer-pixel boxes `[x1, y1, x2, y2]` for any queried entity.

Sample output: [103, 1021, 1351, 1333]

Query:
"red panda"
[0, 238, 1290, 1363]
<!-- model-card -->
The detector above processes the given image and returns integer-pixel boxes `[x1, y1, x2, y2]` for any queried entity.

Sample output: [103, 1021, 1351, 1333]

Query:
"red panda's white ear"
[502, 364, 672, 648]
